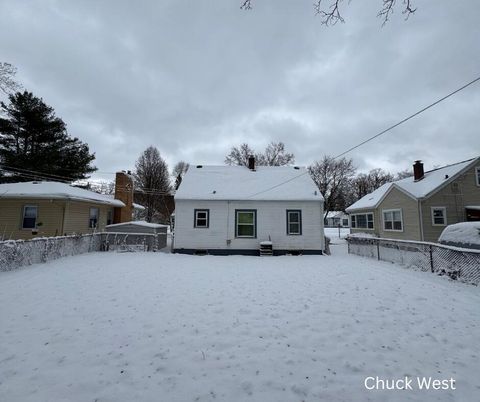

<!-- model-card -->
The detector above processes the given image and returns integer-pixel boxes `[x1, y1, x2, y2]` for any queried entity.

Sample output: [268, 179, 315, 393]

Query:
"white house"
[173, 158, 325, 255]
[324, 211, 350, 227]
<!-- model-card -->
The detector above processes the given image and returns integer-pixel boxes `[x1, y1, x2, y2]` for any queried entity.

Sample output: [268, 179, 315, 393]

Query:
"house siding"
[0, 199, 114, 240]
[62, 201, 112, 235]
[377, 187, 421, 241]
[173, 199, 324, 252]
[0, 199, 66, 240]
[420, 164, 480, 242]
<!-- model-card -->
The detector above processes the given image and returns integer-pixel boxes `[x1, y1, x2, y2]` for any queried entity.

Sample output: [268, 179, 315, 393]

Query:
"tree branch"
[314, 0, 345, 26]
[378, 0, 416, 26]
[240, 0, 252, 10]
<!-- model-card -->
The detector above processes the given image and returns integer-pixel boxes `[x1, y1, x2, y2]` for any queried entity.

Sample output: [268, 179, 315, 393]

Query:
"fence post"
[376, 239, 380, 260]
[429, 245, 434, 272]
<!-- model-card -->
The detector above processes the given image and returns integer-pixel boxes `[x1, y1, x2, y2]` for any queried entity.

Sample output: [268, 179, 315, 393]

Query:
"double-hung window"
[194, 209, 209, 228]
[351, 213, 374, 229]
[383, 209, 403, 231]
[286, 210, 302, 235]
[476, 167, 480, 186]
[431, 207, 447, 226]
[89, 207, 99, 229]
[22, 205, 38, 229]
[235, 210, 256, 238]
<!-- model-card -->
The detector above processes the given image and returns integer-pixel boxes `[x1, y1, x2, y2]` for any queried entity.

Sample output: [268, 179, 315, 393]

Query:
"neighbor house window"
[89, 207, 99, 228]
[286, 210, 302, 235]
[351, 213, 374, 229]
[476, 167, 480, 186]
[383, 209, 403, 231]
[22, 205, 38, 229]
[431, 207, 447, 226]
[235, 210, 256, 238]
[342, 218, 349, 226]
[194, 209, 209, 228]
[107, 209, 113, 226]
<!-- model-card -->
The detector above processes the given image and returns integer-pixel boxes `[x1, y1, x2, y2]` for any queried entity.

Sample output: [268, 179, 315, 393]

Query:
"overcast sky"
[1, 0, 479, 181]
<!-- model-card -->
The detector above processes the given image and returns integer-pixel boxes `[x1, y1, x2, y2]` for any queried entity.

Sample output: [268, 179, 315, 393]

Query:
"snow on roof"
[0, 181, 125, 207]
[132, 203, 145, 210]
[347, 157, 479, 212]
[439, 222, 480, 247]
[325, 211, 346, 219]
[346, 183, 393, 212]
[175, 165, 323, 201]
[106, 220, 168, 228]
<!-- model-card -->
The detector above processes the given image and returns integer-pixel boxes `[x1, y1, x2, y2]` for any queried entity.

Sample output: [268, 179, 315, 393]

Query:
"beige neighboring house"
[0, 171, 138, 240]
[346, 157, 480, 242]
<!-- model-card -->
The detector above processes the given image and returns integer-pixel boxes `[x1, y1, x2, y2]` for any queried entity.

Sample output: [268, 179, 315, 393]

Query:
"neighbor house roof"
[175, 165, 323, 201]
[346, 157, 479, 212]
[0, 181, 125, 207]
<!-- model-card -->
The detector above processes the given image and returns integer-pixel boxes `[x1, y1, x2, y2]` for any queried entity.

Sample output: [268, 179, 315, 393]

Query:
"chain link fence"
[347, 236, 480, 286]
[0, 232, 162, 272]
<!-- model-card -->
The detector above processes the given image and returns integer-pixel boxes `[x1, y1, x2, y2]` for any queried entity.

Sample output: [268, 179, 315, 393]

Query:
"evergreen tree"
[0, 91, 96, 183]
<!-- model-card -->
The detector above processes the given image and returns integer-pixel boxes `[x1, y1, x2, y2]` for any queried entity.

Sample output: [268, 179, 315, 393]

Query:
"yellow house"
[346, 157, 480, 242]
[0, 172, 136, 240]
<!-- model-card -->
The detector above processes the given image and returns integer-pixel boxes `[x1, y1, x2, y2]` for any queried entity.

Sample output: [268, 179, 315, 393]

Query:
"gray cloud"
[1, 0, 479, 180]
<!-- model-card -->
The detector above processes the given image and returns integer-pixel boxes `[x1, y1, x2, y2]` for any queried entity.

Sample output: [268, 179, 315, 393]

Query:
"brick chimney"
[413, 160, 424, 181]
[248, 155, 255, 171]
[113, 171, 134, 223]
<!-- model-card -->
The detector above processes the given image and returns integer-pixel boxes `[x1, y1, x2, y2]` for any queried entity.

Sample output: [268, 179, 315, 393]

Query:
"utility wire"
[246, 75, 480, 199]
[333, 74, 480, 159]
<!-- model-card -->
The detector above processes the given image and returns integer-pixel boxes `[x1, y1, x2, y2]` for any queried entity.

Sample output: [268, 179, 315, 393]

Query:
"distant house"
[346, 157, 480, 242]
[324, 211, 349, 227]
[0, 171, 137, 240]
[173, 157, 325, 255]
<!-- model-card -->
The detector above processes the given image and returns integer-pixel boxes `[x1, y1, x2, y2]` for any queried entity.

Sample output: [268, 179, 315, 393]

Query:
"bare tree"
[133, 146, 172, 222]
[308, 156, 356, 218]
[225, 143, 256, 166]
[225, 142, 295, 167]
[256, 142, 295, 166]
[350, 168, 393, 201]
[172, 161, 190, 190]
[395, 168, 413, 180]
[242, 0, 416, 25]
[0, 63, 21, 94]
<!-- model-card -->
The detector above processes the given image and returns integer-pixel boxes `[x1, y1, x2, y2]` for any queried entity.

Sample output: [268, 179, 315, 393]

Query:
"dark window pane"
[393, 221, 402, 230]
[385, 221, 392, 230]
[289, 223, 300, 234]
[357, 215, 367, 228]
[238, 212, 254, 224]
[289, 212, 299, 223]
[237, 225, 254, 236]
[23, 206, 37, 229]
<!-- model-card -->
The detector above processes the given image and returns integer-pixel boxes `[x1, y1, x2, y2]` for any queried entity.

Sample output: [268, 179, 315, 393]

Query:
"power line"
[333, 74, 480, 159]
[246, 74, 480, 199]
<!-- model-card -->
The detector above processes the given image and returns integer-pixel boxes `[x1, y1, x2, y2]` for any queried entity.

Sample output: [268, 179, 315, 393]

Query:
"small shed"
[105, 220, 168, 250]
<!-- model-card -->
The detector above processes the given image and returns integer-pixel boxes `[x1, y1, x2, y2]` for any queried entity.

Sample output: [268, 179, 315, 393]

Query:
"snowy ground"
[1, 242, 479, 401]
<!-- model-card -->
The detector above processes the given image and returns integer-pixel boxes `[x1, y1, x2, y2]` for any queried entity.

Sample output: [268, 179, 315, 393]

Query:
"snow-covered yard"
[1, 242, 479, 402]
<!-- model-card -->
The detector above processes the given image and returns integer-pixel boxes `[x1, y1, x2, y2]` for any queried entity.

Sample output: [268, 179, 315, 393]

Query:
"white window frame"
[350, 213, 374, 230]
[235, 210, 256, 238]
[382, 209, 403, 232]
[194, 209, 209, 228]
[22, 205, 38, 229]
[286, 210, 302, 235]
[431, 207, 447, 226]
[476, 166, 480, 187]
[89, 207, 99, 229]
